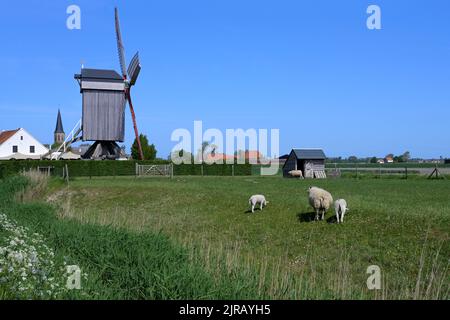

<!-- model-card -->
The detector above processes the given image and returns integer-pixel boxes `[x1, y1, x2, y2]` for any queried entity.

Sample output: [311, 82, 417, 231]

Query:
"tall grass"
[176, 232, 448, 299]
[15, 169, 49, 203]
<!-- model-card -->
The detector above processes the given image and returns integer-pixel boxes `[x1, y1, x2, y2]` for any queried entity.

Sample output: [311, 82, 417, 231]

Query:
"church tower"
[54, 109, 65, 145]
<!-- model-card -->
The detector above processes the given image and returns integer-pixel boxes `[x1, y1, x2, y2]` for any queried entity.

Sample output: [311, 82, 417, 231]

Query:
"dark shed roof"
[78, 69, 123, 81]
[292, 149, 326, 159]
[54, 109, 64, 134]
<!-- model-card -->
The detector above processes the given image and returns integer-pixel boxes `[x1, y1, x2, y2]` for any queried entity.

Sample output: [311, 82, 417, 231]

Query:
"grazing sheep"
[334, 199, 349, 223]
[288, 170, 304, 179]
[308, 187, 333, 221]
[249, 195, 268, 213]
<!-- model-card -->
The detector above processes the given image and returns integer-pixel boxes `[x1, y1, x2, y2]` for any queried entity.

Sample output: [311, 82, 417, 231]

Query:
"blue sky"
[0, 0, 449, 159]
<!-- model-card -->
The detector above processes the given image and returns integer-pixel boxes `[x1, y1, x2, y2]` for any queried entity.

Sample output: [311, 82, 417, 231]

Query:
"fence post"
[65, 164, 69, 185]
[405, 166, 408, 180]
[135, 163, 138, 178]
[232, 164, 235, 177]
[201, 164, 204, 177]
[171, 163, 174, 179]
[356, 163, 359, 179]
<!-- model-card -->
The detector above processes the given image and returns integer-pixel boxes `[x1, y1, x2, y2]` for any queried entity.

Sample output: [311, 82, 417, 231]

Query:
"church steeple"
[54, 109, 65, 144]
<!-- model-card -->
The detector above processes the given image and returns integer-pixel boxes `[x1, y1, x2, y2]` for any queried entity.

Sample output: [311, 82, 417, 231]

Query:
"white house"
[0, 128, 49, 160]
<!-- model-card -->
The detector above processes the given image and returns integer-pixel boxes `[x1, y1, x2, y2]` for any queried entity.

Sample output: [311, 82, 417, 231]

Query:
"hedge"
[0, 160, 252, 178]
[173, 164, 251, 176]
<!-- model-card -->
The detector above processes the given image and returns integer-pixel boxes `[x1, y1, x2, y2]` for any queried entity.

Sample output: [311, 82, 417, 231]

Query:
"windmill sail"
[115, 7, 127, 78]
[127, 52, 141, 86]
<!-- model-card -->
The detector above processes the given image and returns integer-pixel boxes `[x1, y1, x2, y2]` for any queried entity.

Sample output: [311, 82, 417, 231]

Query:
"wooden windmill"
[74, 7, 144, 160]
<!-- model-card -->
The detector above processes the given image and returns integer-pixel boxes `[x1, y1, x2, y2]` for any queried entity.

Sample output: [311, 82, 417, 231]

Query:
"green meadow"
[1, 174, 449, 299]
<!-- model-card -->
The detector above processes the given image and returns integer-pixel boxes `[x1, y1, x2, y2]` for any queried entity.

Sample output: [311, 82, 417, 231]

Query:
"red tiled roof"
[0, 129, 19, 145]
[245, 150, 262, 160]
[204, 153, 235, 161]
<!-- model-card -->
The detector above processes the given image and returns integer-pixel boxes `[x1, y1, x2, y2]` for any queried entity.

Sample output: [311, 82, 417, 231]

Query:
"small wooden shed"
[283, 149, 327, 179]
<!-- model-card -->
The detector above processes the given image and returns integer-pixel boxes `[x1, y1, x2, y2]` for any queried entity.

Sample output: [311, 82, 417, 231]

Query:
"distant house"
[71, 143, 92, 157]
[282, 149, 327, 178]
[377, 159, 385, 164]
[384, 156, 394, 163]
[244, 150, 263, 163]
[233, 150, 264, 164]
[59, 151, 81, 160]
[275, 154, 289, 166]
[204, 152, 235, 163]
[0, 128, 49, 160]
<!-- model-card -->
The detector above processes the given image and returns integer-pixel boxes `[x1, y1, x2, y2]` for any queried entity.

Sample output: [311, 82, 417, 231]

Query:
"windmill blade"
[127, 52, 141, 86]
[115, 7, 127, 78]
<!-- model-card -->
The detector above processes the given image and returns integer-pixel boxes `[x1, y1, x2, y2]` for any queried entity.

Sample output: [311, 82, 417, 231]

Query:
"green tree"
[169, 149, 193, 163]
[131, 134, 157, 160]
[50, 142, 61, 151]
[201, 141, 210, 153]
[50, 142, 71, 152]
[201, 141, 217, 155]
[370, 156, 378, 164]
[403, 151, 411, 162]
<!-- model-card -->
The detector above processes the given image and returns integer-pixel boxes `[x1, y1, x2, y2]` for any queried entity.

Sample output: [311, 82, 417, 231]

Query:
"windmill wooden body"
[73, 7, 144, 160]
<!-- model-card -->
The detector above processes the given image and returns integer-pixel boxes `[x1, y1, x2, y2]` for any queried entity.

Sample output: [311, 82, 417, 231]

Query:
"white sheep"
[308, 186, 333, 221]
[334, 199, 349, 223]
[249, 195, 268, 213]
[288, 170, 304, 179]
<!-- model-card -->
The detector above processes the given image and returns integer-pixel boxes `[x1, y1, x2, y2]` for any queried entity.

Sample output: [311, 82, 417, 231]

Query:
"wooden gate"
[136, 164, 173, 178]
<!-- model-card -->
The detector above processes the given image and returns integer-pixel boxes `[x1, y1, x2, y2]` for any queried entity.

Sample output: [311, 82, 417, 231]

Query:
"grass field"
[1, 174, 449, 299]
[44, 175, 449, 299]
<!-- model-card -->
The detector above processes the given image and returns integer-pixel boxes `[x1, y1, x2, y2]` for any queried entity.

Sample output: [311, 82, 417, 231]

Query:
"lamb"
[248, 195, 268, 213]
[288, 170, 304, 179]
[308, 186, 333, 221]
[334, 199, 349, 223]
